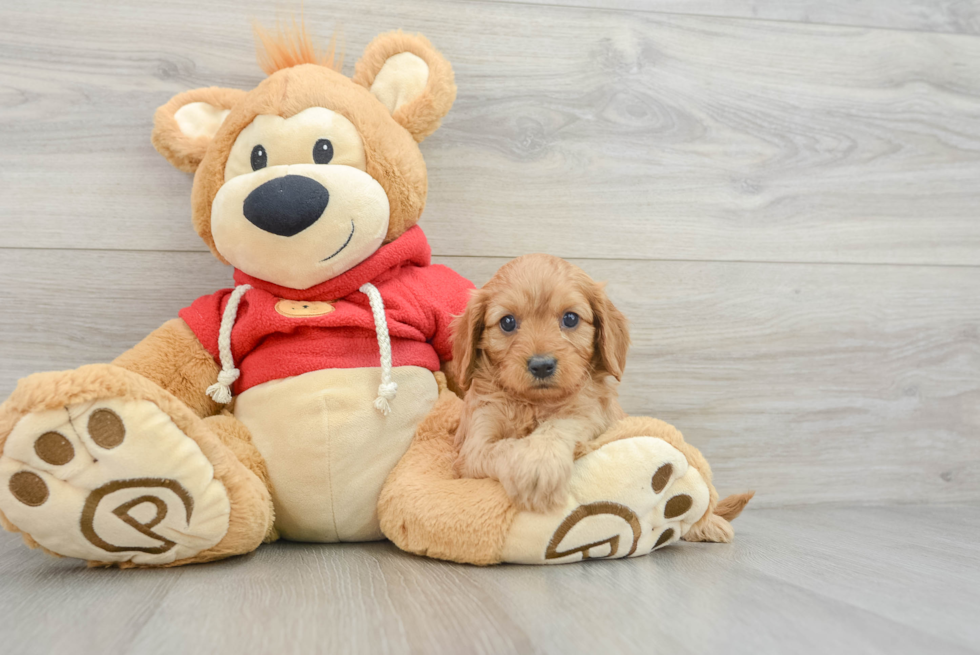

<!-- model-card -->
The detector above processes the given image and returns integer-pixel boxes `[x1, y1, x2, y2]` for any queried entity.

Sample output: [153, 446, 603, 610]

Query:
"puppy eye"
[313, 138, 334, 164]
[562, 312, 580, 329]
[499, 315, 517, 333]
[250, 145, 268, 171]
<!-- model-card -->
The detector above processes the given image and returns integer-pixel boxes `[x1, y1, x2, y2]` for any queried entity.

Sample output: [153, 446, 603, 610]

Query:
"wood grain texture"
[1, 506, 978, 654]
[480, 0, 980, 36]
[0, 249, 976, 507]
[1, 0, 980, 264]
[1, 3, 979, 646]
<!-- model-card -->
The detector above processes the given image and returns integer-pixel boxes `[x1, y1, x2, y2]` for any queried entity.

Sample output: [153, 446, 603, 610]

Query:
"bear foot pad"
[0, 398, 230, 565]
[502, 437, 710, 564]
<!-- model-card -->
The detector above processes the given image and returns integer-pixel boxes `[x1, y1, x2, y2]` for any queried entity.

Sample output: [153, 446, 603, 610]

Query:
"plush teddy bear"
[0, 24, 746, 568]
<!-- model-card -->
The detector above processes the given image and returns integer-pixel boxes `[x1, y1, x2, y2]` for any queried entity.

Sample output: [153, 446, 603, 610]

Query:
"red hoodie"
[180, 226, 474, 395]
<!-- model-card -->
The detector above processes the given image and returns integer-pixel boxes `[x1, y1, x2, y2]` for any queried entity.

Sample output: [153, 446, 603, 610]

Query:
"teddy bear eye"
[562, 312, 580, 328]
[499, 315, 517, 333]
[250, 145, 268, 171]
[313, 138, 334, 164]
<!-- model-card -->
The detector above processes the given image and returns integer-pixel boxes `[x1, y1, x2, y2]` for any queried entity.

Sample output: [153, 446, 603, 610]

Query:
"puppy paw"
[498, 443, 573, 513]
[501, 471, 567, 513]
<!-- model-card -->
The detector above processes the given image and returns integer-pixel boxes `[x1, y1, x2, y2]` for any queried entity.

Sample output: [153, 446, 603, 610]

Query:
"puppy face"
[453, 254, 630, 400]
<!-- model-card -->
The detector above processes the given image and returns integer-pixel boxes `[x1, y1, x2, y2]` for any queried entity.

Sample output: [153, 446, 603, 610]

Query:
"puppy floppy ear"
[451, 288, 489, 392]
[589, 282, 631, 381]
[152, 87, 246, 173]
[352, 31, 456, 143]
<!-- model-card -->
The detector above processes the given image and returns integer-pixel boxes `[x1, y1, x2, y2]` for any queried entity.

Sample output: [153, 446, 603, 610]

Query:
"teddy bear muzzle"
[210, 163, 391, 290]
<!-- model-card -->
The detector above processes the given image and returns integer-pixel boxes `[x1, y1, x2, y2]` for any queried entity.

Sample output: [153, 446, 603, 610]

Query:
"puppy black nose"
[242, 175, 329, 237]
[527, 355, 557, 379]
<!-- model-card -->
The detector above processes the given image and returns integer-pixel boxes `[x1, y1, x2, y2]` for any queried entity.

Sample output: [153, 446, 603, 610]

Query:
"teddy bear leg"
[501, 430, 713, 564]
[378, 390, 518, 565]
[0, 365, 273, 567]
[201, 412, 278, 543]
[380, 393, 725, 565]
[380, 393, 750, 564]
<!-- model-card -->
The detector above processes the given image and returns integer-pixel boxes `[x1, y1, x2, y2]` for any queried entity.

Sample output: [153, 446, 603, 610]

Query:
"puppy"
[451, 254, 630, 512]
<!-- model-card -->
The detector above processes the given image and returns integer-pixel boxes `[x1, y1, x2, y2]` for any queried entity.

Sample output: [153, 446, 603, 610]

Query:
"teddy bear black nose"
[527, 355, 557, 379]
[242, 175, 330, 237]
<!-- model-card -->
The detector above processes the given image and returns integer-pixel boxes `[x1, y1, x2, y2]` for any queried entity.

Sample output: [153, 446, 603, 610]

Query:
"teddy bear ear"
[352, 31, 457, 143]
[151, 87, 246, 173]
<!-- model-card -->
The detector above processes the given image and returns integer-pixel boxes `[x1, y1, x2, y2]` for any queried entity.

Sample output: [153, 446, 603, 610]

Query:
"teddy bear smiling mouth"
[320, 220, 356, 262]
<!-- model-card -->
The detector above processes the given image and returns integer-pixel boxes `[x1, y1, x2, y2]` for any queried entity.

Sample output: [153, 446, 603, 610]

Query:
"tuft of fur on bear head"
[150, 20, 456, 290]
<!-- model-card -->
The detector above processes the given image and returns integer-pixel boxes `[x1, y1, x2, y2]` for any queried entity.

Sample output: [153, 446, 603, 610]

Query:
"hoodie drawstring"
[206, 284, 252, 404]
[204, 281, 397, 415]
[359, 282, 398, 415]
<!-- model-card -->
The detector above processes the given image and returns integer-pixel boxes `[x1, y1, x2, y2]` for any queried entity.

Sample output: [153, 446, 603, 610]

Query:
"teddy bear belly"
[233, 365, 439, 543]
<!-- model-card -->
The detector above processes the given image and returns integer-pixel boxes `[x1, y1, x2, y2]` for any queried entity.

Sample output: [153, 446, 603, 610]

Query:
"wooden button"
[275, 299, 335, 317]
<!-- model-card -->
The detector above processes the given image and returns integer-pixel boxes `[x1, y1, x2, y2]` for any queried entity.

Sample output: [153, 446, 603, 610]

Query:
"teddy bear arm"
[112, 318, 223, 418]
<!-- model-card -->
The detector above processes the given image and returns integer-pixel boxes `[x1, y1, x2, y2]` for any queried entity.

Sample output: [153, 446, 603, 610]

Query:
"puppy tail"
[713, 491, 755, 522]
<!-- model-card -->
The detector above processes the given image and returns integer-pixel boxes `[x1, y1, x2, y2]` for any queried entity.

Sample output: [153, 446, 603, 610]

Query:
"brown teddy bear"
[0, 23, 746, 568]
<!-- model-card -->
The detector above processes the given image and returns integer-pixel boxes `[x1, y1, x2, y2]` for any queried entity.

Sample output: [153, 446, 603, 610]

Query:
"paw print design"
[0, 398, 230, 566]
[501, 437, 710, 564]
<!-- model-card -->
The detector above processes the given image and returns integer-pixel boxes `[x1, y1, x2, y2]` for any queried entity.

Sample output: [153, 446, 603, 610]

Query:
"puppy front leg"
[494, 419, 587, 512]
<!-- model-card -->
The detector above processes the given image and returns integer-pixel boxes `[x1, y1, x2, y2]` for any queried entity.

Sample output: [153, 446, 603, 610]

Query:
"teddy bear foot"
[501, 436, 711, 564]
[0, 365, 271, 567]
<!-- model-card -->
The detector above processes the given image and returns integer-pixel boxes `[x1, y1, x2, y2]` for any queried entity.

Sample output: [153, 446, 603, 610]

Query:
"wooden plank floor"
[1, 0, 979, 652]
[1, 505, 978, 654]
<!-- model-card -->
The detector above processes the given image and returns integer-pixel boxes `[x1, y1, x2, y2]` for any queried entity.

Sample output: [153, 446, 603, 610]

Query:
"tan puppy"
[452, 254, 630, 512]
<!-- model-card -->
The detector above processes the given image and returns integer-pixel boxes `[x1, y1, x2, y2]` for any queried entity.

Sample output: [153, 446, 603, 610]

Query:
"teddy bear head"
[151, 24, 456, 290]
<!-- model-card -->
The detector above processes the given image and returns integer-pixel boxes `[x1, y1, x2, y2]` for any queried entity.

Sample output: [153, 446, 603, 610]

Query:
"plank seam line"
[453, 0, 980, 40]
[1, 246, 979, 270]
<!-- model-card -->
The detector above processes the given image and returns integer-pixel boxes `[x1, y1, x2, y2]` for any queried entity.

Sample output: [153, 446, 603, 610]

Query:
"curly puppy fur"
[452, 254, 631, 512]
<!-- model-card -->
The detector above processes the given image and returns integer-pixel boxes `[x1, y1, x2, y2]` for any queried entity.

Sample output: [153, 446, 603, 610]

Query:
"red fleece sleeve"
[178, 288, 232, 362]
[413, 264, 475, 362]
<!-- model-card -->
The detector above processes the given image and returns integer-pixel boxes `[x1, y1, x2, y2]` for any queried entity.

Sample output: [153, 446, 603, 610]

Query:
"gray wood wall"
[1, 0, 978, 508]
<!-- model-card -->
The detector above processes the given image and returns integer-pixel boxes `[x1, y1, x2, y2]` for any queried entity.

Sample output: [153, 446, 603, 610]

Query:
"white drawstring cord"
[359, 282, 397, 415]
[204, 282, 395, 413]
[206, 284, 252, 404]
